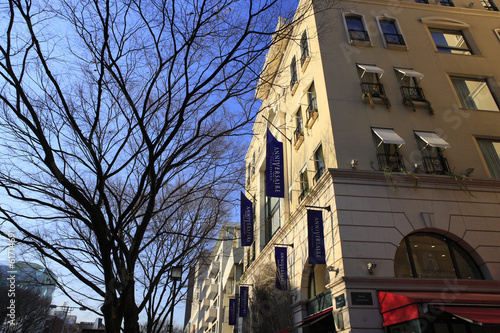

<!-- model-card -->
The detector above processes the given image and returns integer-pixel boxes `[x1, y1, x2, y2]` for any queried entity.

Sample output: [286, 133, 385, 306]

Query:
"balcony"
[349, 29, 369, 42]
[305, 100, 318, 129]
[361, 82, 385, 98]
[377, 152, 405, 172]
[383, 33, 405, 45]
[422, 156, 450, 174]
[201, 298, 210, 310]
[206, 283, 218, 299]
[400, 86, 434, 114]
[205, 307, 217, 322]
[294, 127, 304, 150]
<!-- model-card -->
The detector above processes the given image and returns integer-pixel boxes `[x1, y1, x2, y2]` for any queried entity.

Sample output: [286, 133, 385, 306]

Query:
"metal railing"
[422, 156, 450, 174]
[361, 82, 386, 98]
[349, 29, 370, 41]
[400, 86, 427, 102]
[481, 0, 499, 10]
[384, 33, 405, 45]
[377, 152, 405, 171]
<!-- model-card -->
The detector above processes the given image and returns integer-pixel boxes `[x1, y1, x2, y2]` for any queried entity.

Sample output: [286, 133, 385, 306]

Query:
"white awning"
[372, 128, 406, 147]
[415, 131, 451, 149]
[357, 64, 384, 78]
[395, 68, 424, 80]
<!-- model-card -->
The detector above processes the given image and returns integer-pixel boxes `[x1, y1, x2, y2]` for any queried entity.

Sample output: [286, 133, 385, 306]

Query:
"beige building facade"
[239, 0, 500, 332]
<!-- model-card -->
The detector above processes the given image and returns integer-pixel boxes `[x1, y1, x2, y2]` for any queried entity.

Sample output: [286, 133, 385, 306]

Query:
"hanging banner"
[239, 286, 249, 318]
[307, 210, 326, 265]
[265, 129, 284, 198]
[240, 193, 254, 246]
[275, 246, 287, 290]
[229, 298, 237, 325]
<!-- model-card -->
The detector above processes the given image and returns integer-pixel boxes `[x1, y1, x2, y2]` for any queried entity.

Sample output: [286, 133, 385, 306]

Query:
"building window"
[480, 0, 499, 10]
[439, 0, 455, 6]
[477, 138, 500, 178]
[415, 0, 429, 3]
[394, 232, 483, 279]
[290, 56, 298, 93]
[300, 30, 310, 67]
[450, 77, 499, 111]
[415, 131, 451, 174]
[299, 169, 309, 202]
[378, 18, 406, 46]
[372, 128, 406, 172]
[294, 109, 304, 150]
[265, 196, 280, 245]
[305, 83, 318, 129]
[358, 64, 391, 109]
[429, 28, 473, 55]
[395, 68, 433, 114]
[313, 145, 325, 183]
[344, 14, 370, 43]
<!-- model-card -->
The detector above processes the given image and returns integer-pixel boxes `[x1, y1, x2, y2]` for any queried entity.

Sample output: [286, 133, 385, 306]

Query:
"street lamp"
[169, 265, 183, 333]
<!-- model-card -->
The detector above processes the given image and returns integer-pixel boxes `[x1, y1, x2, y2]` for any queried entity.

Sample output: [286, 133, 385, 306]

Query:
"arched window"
[343, 13, 370, 43]
[394, 232, 483, 279]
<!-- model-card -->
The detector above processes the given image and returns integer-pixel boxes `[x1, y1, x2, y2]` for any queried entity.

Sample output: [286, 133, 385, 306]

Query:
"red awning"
[378, 291, 500, 327]
[435, 306, 500, 325]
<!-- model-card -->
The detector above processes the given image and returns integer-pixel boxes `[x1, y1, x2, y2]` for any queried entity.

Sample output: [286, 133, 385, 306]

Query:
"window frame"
[290, 56, 298, 93]
[450, 76, 500, 111]
[394, 232, 483, 280]
[376, 16, 406, 48]
[300, 30, 310, 67]
[476, 138, 500, 179]
[342, 13, 371, 45]
[429, 28, 473, 55]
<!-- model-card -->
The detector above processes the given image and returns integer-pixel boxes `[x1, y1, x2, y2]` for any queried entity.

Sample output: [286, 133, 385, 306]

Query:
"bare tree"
[243, 262, 292, 333]
[0, 0, 319, 332]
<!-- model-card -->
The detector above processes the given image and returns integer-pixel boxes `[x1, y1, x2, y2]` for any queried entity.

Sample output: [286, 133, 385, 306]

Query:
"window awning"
[357, 64, 384, 78]
[415, 131, 451, 149]
[372, 128, 406, 147]
[295, 307, 333, 328]
[395, 68, 424, 80]
[434, 306, 500, 325]
[378, 291, 500, 327]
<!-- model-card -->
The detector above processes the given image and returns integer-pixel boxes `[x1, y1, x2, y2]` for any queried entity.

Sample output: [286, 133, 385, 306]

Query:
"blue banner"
[229, 298, 237, 325]
[265, 129, 284, 198]
[239, 286, 249, 317]
[307, 210, 326, 265]
[275, 247, 287, 290]
[240, 193, 253, 246]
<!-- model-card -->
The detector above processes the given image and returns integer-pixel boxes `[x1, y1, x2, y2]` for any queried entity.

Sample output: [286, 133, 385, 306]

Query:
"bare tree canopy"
[0, 0, 315, 332]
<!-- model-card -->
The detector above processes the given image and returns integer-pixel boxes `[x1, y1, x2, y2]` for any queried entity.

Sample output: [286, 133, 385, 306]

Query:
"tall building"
[184, 223, 243, 333]
[238, 0, 500, 332]
[0, 261, 56, 299]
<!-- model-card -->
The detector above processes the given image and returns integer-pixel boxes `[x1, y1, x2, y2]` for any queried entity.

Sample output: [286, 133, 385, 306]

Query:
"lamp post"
[169, 265, 183, 333]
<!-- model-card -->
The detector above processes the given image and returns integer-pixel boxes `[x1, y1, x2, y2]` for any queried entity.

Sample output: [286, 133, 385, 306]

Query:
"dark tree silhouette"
[0, 0, 322, 332]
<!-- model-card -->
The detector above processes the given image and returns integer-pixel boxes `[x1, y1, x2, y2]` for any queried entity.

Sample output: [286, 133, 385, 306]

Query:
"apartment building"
[238, 0, 500, 332]
[184, 223, 243, 333]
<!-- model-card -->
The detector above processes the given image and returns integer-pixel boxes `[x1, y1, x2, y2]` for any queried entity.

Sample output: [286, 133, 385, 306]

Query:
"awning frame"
[372, 128, 406, 149]
[395, 68, 424, 81]
[357, 64, 385, 79]
[414, 131, 451, 151]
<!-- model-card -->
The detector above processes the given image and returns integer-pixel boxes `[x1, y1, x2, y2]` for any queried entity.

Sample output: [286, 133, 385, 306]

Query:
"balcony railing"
[299, 187, 309, 202]
[361, 82, 386, 98]
[422, 156, 450, 174]
[349, 29, 370, 42]
[400, 86, 427, 102]
[377, 152, 405, 172]
[383, 33, 405, 45]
